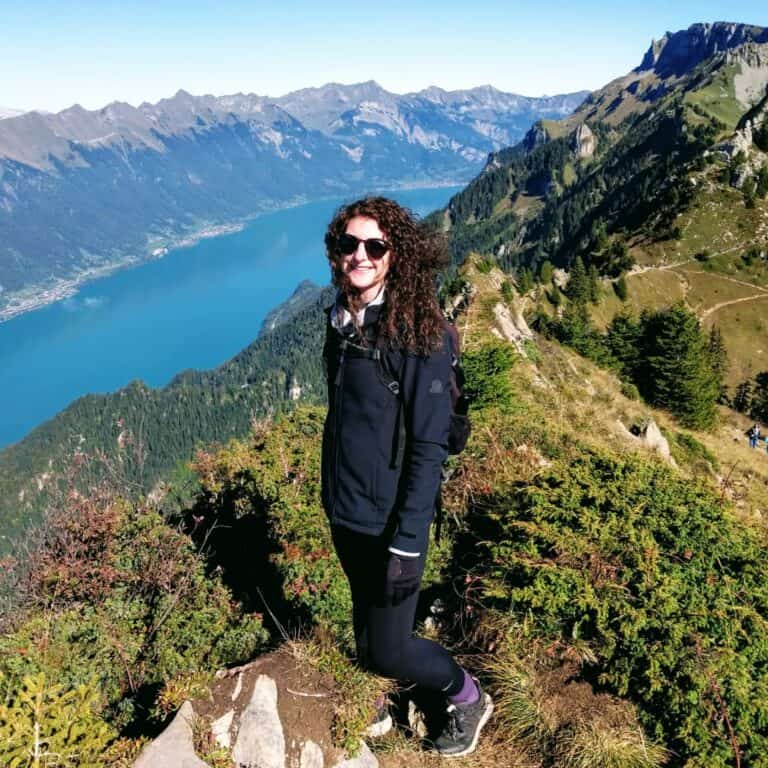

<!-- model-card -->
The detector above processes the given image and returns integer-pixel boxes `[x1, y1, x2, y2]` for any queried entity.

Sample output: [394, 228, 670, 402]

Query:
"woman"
[321, 196, 492, 757]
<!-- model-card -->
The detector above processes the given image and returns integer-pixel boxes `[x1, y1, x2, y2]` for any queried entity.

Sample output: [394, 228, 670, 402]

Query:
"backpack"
[442, 321, 472, 456]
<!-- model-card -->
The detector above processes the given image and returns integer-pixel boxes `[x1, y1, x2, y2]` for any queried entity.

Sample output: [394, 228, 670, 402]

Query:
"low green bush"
[620, 381, 640, 400]
[671, 432, 719, 472]
[462, 341, 518, 412]
[0, 493, 267, 732]
[470, 448, 768, 766]
[475, 256, 496, 274]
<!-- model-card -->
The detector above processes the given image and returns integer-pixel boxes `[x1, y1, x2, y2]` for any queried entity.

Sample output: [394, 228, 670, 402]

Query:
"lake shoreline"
[0, 179, 463, 323]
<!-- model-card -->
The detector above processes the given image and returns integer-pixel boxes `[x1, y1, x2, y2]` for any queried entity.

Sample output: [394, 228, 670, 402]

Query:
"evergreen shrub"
[0, 671, 115, 767]
[619, 381, 640, 401]
[0, 491, 267, 731]
[461, 341, 518, 412]
[473, 448, 768, 766]
[671, 432, 719, 472]
[475, 256, 495, 274]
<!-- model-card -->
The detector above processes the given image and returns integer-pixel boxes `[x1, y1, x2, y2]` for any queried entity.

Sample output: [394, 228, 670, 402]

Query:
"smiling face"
[339, 215, 391, 305]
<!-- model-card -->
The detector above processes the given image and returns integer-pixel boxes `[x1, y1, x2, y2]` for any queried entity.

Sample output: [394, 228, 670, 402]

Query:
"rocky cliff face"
[572, 123, 596, 158]
[637, 22, 768, 78]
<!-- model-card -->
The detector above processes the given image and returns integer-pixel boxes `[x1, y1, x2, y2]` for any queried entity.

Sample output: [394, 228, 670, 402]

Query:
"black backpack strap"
[379, 349, 407, 469]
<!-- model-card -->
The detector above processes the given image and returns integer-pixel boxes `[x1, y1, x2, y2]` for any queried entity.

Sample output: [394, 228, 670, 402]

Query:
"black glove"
[385, 553, 423, 606]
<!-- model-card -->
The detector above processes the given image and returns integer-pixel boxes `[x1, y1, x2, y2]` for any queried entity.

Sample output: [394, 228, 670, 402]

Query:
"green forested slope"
[0, 285, 332, 550]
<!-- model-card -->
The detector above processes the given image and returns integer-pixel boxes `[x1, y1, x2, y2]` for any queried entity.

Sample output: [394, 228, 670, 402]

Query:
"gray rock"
[300, 740, 324, 768]
[333, 741, 378, 768]
[212, 709, 235, 750]
[573, 123, 596, 158]
[232, 675, 286, 768]
[492, 301, 533, 354]
[639, 419, 672, 461]
[133, 701, 209, 768]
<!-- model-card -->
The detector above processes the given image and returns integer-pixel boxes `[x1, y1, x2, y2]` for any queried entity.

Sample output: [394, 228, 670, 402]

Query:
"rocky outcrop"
[232, 676, 286, 768]
[132, 653, 379, 768]
[523, 122, 549, 151]
[572, 123, 596, 158]
[720, 122, 754, 161]
[491, 302, 534, 354]
[637, 23, 768, 79]
[133, 702, 209, 768]
[615, 418, 675, 466]
[730, 44, 768, 107]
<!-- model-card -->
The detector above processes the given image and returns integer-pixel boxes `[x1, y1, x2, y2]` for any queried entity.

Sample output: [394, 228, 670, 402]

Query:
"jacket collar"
[330, 286, 386, 336]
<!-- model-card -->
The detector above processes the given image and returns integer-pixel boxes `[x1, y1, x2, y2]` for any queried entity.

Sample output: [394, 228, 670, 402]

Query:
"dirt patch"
[193, 648, 342, 766]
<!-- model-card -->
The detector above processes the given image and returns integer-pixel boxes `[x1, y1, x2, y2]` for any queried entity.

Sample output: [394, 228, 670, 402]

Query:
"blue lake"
[0, 187, 460, 448]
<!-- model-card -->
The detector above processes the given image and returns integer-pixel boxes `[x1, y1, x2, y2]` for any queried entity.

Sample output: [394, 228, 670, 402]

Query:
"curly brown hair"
[324, 196, 448, 355]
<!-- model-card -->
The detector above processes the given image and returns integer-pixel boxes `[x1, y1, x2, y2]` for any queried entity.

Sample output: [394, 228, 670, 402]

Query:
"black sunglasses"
[335, 233, 391, 260]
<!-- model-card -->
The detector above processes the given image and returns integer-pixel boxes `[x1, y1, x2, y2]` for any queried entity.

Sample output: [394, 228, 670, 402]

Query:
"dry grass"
[286, 630, 394, 756]
[477, 637, 666, 768]
[555, 723, 668, 768]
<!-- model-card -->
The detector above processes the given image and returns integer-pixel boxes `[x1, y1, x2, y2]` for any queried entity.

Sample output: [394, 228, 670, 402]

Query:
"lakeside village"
[0, 222, 244, 323]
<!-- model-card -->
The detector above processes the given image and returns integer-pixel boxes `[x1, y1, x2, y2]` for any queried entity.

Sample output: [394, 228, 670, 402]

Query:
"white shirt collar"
[331, 285, 386, 330]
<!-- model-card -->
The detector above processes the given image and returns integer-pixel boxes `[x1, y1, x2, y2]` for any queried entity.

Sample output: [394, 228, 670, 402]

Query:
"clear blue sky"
[3, 1, 767, 112]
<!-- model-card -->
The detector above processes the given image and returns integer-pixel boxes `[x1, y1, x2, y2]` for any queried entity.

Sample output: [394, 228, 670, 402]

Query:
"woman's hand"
[385, 553, 422, 605]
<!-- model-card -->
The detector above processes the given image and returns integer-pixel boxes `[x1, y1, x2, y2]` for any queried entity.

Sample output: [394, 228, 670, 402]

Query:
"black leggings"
[332, 525, 464, 696]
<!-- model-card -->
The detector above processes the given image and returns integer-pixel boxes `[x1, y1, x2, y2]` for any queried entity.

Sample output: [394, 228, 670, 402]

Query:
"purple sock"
[449, 669, 479, 705]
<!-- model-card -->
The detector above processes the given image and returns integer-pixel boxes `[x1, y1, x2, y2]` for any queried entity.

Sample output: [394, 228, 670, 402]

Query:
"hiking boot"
[365, 695, 392, 738]
[433, 681, 493, 757]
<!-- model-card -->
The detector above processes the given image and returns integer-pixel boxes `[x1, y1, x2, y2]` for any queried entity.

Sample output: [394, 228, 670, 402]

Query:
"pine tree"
[614, 275, 629, 301]
[733, 379, 752, 413]
[549, 284, 563, 307]
[588, 264, 601, 304]
[516, 267, 535, 295]
[707, 326, 729, 401]
[566, 256, 589, 304]
[552, 302, 609, 364]
[757, 164, 768, 199]
[605, 312, 642, 379]
[640, 304, 719, 429]
[750, 371, 768, 423]
[539, 260, 554, 284]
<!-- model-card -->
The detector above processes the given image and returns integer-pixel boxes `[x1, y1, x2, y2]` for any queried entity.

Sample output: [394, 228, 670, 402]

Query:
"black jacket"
[321, 302, 451, 554]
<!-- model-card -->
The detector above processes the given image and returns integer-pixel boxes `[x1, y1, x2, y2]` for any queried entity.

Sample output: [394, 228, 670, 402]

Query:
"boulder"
[133, 701, 209, 768]
[622, 418, 676, 466]
[491, 302, 534, 354]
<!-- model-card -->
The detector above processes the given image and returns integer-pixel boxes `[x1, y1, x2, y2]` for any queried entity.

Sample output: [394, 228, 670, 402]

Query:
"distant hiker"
[321, 197, 492, 757]
[765, 435, 768, 454]
[749, 423, 761, 449]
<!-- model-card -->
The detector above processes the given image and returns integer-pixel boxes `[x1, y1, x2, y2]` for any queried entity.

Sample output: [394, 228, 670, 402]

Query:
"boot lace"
[444, 705, 464, 740]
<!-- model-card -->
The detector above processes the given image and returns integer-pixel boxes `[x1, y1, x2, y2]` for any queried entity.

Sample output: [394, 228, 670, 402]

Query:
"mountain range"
[0, 107, 25, 120]
[0, 82, 586, 319]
